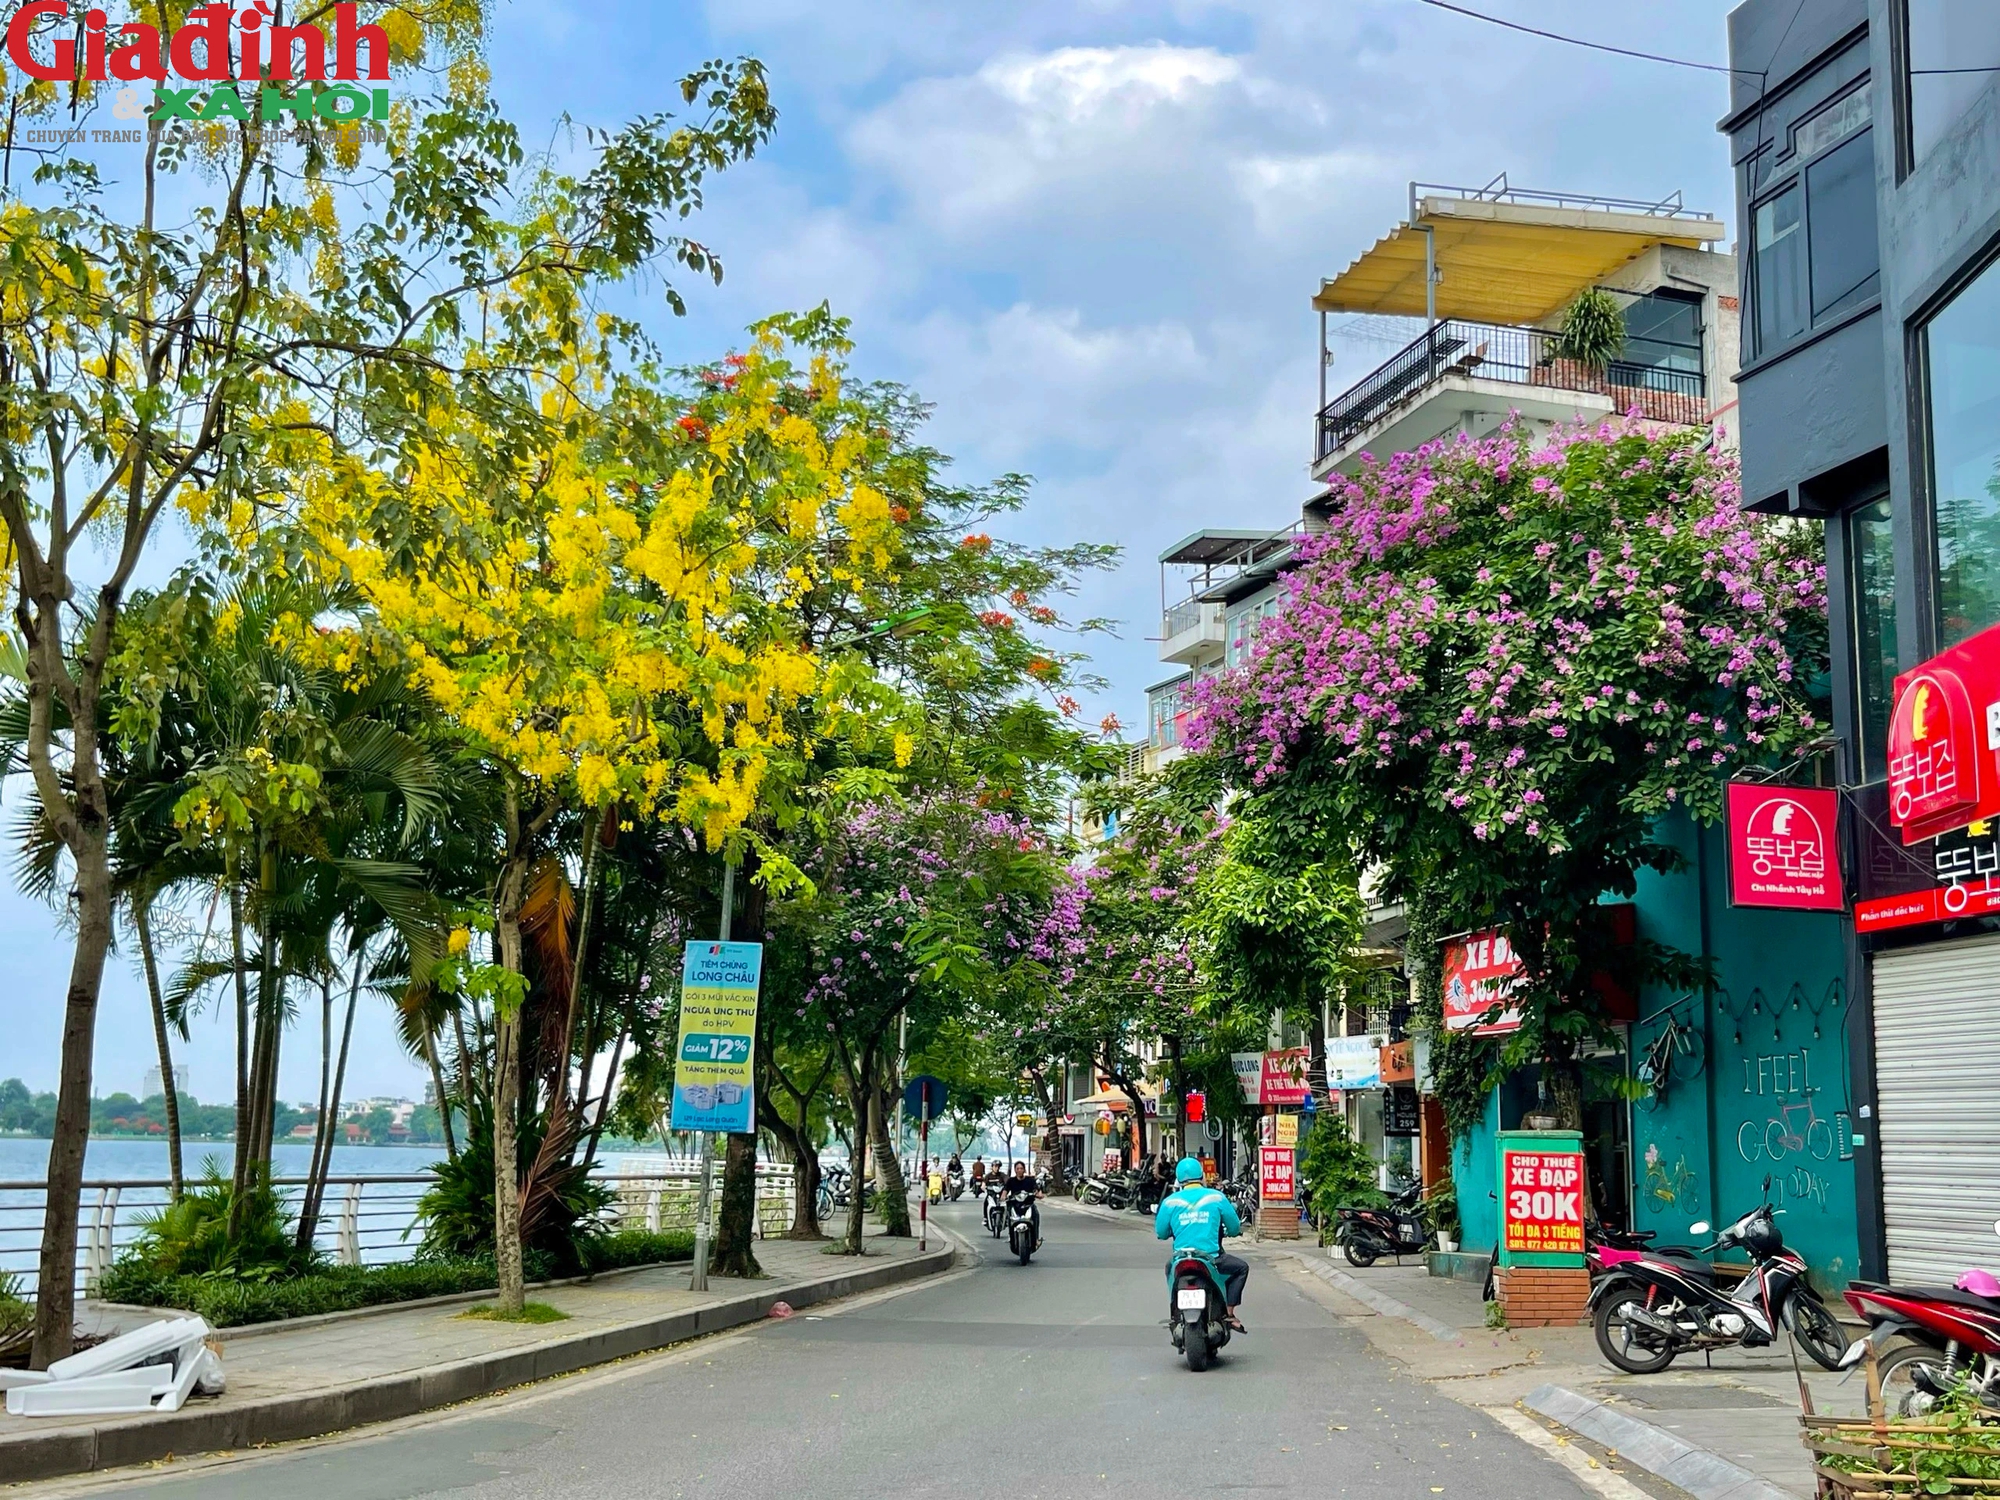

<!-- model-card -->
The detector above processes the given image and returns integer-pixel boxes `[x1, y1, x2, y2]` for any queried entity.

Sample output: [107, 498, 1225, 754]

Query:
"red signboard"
[1501, 1148, 1585, 1255]
[1442, 929, 1523, 1035]
[1726, 782, 1845, 911]
[1259, 1048, 1310, 1106]
[1888, 623, 2000, 843]
[1258, 1146, 1296, 1202]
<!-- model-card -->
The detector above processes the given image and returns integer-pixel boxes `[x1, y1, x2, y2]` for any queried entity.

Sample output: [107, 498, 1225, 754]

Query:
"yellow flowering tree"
[1, 0, 775, 1357]
[288, 314, 908, 1308]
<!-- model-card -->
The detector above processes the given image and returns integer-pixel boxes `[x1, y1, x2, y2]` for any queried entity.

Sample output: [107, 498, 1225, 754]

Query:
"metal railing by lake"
[0, 1164, 797, 1301]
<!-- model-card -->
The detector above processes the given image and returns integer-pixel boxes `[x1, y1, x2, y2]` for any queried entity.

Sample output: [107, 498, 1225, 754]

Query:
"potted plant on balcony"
[1535, 287, 1627, 398]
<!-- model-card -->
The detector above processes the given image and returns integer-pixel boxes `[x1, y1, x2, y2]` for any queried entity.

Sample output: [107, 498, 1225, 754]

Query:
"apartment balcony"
[1159, 597, 1225, 666]
[1313, 318, 1708, 478]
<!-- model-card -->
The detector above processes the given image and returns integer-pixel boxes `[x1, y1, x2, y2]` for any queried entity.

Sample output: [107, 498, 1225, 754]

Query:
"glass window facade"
[1755, 186, 1807, 351]
[1849, 496, 1898, 781]
[1224, 592, 1282, 667]
[1806, 133, 1881, 320]
[1619, 291, 1704, 385]
[1928, 256, 2000, 644]
[1906, 0, 2000, 167]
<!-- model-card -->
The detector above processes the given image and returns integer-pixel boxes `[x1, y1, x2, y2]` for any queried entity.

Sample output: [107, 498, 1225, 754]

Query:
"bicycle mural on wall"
[1719, 981, 1854, 1221]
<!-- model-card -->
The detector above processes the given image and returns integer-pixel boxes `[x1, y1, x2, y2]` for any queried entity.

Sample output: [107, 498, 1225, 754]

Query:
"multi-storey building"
[1721, 0, 2000, 1285]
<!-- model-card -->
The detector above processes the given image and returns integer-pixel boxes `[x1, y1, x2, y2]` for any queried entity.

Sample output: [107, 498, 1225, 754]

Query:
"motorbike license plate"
[1177, 1289, 1207, 1312]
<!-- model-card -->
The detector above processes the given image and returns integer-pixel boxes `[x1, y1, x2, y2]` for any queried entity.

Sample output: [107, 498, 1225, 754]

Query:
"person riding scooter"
[1154, 1156, 1247, 1331]
[1005, 1159, 1042, 1245]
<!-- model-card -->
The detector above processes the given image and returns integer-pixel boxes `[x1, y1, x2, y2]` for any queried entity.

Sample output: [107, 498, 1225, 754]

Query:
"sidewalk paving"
[0, 1232, 953, 1483]
[1265, 1249, 1867, 1500]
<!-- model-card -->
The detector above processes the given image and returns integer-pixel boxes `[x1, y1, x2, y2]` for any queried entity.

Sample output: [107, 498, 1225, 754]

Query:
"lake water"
[0, 1137, 448, 1296]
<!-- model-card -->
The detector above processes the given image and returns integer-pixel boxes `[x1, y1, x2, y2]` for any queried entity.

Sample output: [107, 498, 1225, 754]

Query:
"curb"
[0, 1242, 955, 1482]
[1279, 1249, 1467, 1342]
[1523, 1383, 1800, 1500]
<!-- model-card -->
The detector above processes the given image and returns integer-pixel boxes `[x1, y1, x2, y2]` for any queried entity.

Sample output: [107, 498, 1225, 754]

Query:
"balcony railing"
[1163, 596, 1206, 639]
[1315, 319, 1708, 463]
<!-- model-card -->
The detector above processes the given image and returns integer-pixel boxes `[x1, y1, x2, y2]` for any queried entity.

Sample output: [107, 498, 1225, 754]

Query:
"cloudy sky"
[2, 0, 1746, 1109]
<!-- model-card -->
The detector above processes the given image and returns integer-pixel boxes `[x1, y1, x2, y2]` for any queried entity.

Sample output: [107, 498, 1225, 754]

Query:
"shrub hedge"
[98, 1229, 694, 1328]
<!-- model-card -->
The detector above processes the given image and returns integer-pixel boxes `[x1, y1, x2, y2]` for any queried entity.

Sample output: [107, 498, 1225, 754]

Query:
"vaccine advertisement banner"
[669, 941, 764, 1133]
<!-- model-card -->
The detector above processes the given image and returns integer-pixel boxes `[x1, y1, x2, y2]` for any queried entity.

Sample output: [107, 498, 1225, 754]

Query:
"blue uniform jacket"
[1154, 1183, 1241, 1257]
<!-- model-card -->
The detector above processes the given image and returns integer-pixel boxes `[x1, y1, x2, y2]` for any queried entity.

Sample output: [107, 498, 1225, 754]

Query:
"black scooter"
[1334, 1182, 1430, 1267]
[1005, 1186, 1040, 1265]
[1588, 1182, 1849, 1374]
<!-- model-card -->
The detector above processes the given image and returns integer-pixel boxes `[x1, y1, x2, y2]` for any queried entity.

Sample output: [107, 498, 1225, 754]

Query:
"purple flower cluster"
[1190, 418, 1827, 850]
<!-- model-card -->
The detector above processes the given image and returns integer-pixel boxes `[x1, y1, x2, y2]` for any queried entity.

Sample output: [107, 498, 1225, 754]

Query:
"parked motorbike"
[1588, 1223, 1715, 1283]
[1005, 1186, 1040, 1266]
[1223, 1170, 1258, 1227]
[1839, 1219, 2000, 1415]
[1335, 1182, 1431, 1268]
[1078, 1173, 1113, 1206]
[1589, 1182, 1848, 1374]
[1167, 1249, 1234, 1372]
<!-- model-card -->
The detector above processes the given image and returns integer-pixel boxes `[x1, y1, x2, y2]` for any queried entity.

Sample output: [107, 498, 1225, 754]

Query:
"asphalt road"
[52, 1200, 1603, 1500]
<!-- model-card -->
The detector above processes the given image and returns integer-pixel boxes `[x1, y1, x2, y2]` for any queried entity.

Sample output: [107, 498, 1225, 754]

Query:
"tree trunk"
[836, 1040, 876, 1255]
[229, 874, 251, 1202]
[299, 950, 361, 1252]
[134, 901, 183, 1200]
[870, 1074, 911, 1237]
[712, 1131, 763, 1277]
[491, 788, 533, 1315]
[423, 1028, 458, 1161]
[300, 974, 334, 1251]
[1028, 1067, 1070, 1196]
[30, 828, 114, 1369]
[772, 1113, 822, 1240]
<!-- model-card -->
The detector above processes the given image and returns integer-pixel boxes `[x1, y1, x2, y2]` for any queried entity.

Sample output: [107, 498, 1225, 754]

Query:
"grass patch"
[460, 1300, 569, 1324]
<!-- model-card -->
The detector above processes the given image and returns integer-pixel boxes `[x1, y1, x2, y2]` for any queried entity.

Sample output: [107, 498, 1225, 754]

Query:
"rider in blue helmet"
[1154, 1156, 1247, 1330]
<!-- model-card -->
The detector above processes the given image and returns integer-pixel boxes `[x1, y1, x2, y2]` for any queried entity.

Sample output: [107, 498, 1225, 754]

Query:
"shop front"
[1851, 622, 2000, 1283]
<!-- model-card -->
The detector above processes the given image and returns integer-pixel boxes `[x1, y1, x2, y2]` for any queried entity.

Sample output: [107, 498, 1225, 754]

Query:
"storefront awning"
[1313, 194, 1724, 325]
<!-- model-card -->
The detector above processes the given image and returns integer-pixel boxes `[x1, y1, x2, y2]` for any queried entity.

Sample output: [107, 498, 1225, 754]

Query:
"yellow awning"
[1313, 196, 1725, 324]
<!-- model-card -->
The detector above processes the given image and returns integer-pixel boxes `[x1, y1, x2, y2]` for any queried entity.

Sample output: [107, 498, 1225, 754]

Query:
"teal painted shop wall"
[1627, 812, 1859, 1285]
[1455, 1091, 1501, 1255]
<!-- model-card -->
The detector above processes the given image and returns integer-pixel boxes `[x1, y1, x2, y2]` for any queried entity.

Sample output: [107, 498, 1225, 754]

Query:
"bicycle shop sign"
[1441, 928, 1523, 1035]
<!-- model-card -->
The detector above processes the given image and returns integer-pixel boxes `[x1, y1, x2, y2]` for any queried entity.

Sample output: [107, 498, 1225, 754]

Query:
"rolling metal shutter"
[1873, 933, 2000, 1284]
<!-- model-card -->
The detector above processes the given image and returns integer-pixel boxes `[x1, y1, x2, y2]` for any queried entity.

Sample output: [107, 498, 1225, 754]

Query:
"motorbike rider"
[970, 1157, 987, 1189]
[1155, 1156, 1247, 1331]
[1005, 1158, 1041, 1244]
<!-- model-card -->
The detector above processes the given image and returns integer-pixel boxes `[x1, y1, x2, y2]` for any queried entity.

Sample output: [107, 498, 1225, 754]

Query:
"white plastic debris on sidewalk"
[1, 1316, 224, 1417]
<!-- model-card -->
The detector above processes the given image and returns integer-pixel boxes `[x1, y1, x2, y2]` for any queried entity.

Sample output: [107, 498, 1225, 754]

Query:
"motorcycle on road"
[1005, 1186, 1041, 1266]
[1167, 1250, 1234, 1372]
[1590, 1182, 1848, 1375]
[983, 1177, 1006, 1238]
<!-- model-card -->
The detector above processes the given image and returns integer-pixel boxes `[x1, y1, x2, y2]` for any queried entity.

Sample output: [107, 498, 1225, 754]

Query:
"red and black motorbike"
[1588, 1185, 1849, 1374]
[1840, 1220, 2000, 1416]
[1334, 1182, 1431, 1268]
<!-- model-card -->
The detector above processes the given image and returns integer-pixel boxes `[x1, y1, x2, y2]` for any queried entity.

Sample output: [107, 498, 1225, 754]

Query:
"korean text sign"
[1258, 1146, 1296, 1202]
[1726, 782, 1844, 911]
[669, 941, 763, 1133]
[1501, 1149, 1585, 1256]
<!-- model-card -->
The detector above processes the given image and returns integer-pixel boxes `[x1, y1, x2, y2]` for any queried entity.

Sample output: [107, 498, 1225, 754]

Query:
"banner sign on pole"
[1324, 1035, 1385, 1090]
[669, 941, 763, 1133]
[1260, 1048, 1310, 1105]
[1231, 1051, 1262, 1103]
[1258, 1146, 1296, 1202]
[1441, 928, 1524, 1035]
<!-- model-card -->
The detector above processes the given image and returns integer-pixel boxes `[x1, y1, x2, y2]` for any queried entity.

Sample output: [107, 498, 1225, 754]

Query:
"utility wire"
[1417, 0, 1761, 75]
